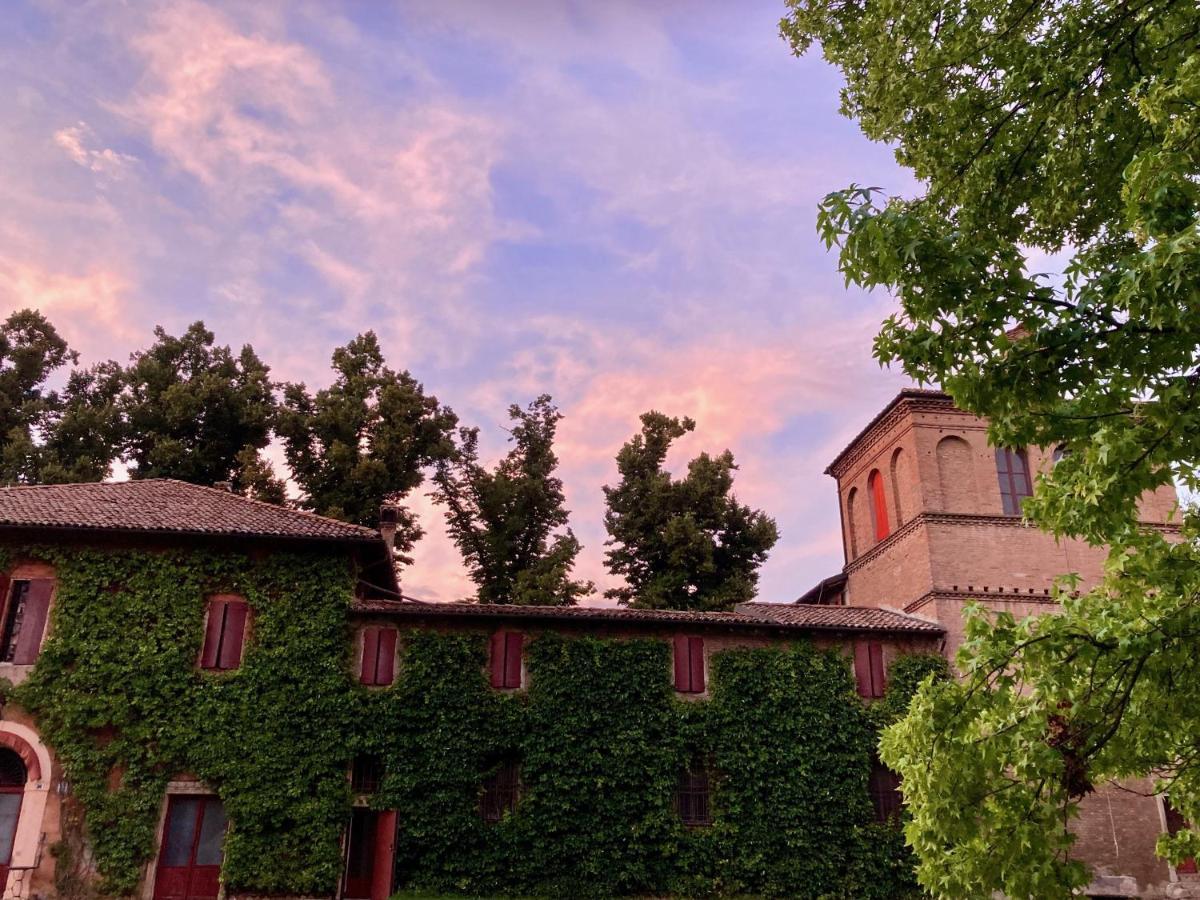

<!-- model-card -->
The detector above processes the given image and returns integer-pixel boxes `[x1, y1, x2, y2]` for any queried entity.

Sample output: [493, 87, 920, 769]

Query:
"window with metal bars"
[675, 760, 712, 827]
[480, 760, 521, 824]
[351, 754, 383, 794]
[995, 447, 1033, 516]
[869, 763, 903, 824]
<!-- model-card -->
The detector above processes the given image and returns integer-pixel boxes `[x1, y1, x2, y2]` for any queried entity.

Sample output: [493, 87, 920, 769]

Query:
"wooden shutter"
[361, 627, 381, 685]
[200, 599, 226, 669]
[688, 637, 705, 693]
[869, 471, 890, 541]
[868, 642, 885, 698]
[503, 633, 523, 689]
[11, 579, 52, 666]
[673, 635, 690, 691]
[489, 632, 506, 688]
[375, 629, 397, 686]
[853, 642, 872, 697]
[218, 602, 248, 670]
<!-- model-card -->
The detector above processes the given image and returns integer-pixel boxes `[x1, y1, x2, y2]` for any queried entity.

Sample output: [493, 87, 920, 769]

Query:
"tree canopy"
[603, 412, 778, 612]
[277, 332, 457, 560]
[432, 395, 592, 605]
[783, 0, 1200, 895]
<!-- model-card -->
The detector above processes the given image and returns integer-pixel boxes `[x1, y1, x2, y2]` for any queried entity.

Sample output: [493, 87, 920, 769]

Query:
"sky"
[0, 0, 921, 603]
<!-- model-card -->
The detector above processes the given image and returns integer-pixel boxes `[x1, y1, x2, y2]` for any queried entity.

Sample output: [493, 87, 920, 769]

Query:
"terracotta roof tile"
[0, 479, 379, 542]
[351, 598, 942, 635]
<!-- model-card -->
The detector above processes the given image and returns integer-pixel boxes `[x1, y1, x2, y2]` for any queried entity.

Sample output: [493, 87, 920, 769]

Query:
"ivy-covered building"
[0, 477, 943, 900]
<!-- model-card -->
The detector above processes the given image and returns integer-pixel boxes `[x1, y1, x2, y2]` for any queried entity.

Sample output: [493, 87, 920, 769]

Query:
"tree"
[121, 323, 280, 494]
[37, 361, 126, 484]
[603, 412, 777, 611]
[783, 1, 1200, 896]
[432, 395, 592, 605]
[277, 332, 456, 560]
[0, 309, 76, 483]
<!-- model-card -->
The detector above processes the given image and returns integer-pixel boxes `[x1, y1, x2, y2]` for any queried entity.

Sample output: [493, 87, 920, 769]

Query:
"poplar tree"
[603, 412, 777, 612]
[783, 1, 1200, 896]
[277, 332, 457, 560]
[433, 395, 592, 605]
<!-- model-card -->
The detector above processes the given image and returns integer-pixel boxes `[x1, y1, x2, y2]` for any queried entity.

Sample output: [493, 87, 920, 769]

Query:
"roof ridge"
[155, 478, 378, 537]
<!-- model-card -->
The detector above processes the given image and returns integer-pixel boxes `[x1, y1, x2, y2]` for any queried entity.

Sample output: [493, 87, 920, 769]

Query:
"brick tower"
[814, 388, 1186, 898]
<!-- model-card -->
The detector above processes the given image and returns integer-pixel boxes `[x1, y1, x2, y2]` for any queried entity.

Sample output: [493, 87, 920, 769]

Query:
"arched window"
[868, 470, 889, 541]
[995, 448, 1033, 515]
[846, 488, 861, 559]
[0, 748, 25, 884]
[889, 448, 906, 526]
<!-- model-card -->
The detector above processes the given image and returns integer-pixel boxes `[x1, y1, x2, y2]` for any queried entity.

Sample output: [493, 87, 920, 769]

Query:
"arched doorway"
[0, 748, 27, 893]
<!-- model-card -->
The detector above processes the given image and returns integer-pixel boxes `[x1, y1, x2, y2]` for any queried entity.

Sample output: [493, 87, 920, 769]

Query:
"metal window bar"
[675, 765, 712, 827]
[481, 761, 521, 824]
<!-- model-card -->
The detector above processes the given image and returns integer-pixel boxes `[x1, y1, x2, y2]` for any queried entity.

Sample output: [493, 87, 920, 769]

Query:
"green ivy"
[2, 540, 940, 898]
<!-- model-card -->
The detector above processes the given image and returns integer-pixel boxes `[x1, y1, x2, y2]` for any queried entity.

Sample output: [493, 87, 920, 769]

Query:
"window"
[0, 748, 25, 873]
[869, 763, 903, 823]
[359, 627, 397, 686]
[868, 470, 889, 541]
[0, 577, 53, 665]
[1165, 799, 1198, 874]
[995, 447, 1033, 515]
[154, 796, 227, 900]
[480, 761, 521, 823]
[675, 760, 712, 827]
[199, 596, 249, 671]
[489, 632, 524, 689]
[854, 641, 886, 699]
[673, 636, 705, 694]
[1052, 444, 1070, 466]
[351, 755, 383, 794]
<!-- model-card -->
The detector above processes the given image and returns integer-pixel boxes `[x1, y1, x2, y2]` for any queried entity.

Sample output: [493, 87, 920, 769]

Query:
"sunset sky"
[1, 1, 921, 603]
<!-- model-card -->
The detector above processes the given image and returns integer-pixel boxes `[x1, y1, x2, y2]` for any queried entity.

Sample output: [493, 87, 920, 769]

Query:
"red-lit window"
[869, 763, 903, 823]
[199, 597, 249, 671]
[1165, 799, 1198, 874]
[868, 470, 889, 541]
[675, 760, 712, 827]
[0, 576, 53, 665]
[854, 641, 886, 699]
[359, 627, 397, 686]
[489, 632, 524, 689]
[673, 636, 706, 694]
[995, 447, 1033, 515]
[480, 760, 521, 823]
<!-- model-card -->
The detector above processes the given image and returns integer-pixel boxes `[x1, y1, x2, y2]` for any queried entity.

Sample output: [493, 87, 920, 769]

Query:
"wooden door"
[343, 809, 397, 900]
[154, 796, 227, 900]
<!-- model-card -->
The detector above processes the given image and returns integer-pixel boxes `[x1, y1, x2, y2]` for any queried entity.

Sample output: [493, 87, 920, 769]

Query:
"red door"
[343, 809, 397, 900]
[154, 796, 227, 900]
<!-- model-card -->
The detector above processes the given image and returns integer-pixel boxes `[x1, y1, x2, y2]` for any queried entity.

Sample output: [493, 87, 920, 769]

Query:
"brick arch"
[0, 731, 41, 783]
[936, 435, 975, 513]
[889, 447, 907, 527]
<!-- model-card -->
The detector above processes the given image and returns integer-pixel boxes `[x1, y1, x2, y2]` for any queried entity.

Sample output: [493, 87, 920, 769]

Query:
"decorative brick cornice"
[905, 588, 1061, 615]
[826, 389, 955, 479]
[844, 512, 1181, 575]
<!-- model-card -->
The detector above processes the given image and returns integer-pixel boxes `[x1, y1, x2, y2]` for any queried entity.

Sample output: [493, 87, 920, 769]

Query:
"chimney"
[379, 504, 399, 554]
[213, 481, 233, 493]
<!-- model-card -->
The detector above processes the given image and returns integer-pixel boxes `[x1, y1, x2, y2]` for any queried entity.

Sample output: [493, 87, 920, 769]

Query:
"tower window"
[868, 470, 889, 541]
[995, 448, 1033, 515]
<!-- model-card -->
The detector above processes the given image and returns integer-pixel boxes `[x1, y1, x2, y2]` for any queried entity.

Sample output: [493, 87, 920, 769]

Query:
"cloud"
[53, 122, 137, 178]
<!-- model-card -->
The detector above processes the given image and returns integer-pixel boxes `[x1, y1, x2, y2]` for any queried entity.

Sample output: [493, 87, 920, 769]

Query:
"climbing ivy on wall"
[7, 542, 359, 896]
[2, 539, 939, 898]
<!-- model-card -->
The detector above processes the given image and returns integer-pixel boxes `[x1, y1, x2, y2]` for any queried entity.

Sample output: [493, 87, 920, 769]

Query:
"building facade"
[0, 388, 1189, 898]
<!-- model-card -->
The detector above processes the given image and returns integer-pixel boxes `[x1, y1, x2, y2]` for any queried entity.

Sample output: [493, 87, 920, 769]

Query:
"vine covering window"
[994, 447, 1033, 515]
[480, 761, 521, 823]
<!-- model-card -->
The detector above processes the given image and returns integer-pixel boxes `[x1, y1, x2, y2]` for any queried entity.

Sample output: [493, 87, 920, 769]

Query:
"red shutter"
[370, 809, 398, 900]
[200, 599, 226, 670]
[688, 637, 705, 693]
[12, 579, 52, 665]
[504, 633, 523, 689]
[375, 629, 397, 686]
[868, 642, 885, 698]
[489, 632, 506, 688]
[0, 576, 10, 620]
[361, 627, 381, 685]
[218, 602, 247, 670]
[870, 471, 890, 541]
[673, 635, 690, 691]
[853, 642, 872, 698]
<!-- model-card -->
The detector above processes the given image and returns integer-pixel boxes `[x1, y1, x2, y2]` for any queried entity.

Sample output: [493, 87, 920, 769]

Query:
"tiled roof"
[351, 598, 942, 635]
[0, 479, 380, 542]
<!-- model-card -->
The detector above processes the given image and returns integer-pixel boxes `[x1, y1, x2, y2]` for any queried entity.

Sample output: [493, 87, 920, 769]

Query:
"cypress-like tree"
[433, 395, 592, 605]
[603, 412, 777, 611]
[277, 332, 457, 561]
